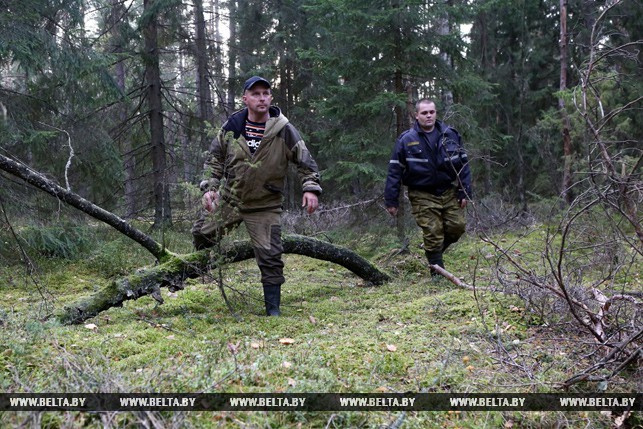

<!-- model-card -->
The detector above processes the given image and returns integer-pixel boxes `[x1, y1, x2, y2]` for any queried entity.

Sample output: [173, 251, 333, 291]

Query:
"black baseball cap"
[243, 76, 271, 92]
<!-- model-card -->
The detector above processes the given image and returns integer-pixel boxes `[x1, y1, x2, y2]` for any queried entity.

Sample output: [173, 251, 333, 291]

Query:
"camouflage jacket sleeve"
[199, 127, 229, 192]
[284, 124, 322, 195]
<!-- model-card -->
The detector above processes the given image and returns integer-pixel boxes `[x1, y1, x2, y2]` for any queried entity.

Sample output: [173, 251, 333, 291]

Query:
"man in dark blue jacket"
[384, 99, 472, 275]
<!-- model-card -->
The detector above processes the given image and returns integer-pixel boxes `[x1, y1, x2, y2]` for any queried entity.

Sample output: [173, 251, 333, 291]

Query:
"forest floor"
[0, 217, 641, 428]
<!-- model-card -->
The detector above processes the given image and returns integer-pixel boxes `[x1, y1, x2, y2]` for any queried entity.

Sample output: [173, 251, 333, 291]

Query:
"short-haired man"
[192, 76, 322, 315]
[384, 99, 472, 275]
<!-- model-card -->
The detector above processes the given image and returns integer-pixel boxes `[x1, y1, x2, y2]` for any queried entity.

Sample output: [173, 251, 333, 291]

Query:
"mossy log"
[58, 235, 390, 325]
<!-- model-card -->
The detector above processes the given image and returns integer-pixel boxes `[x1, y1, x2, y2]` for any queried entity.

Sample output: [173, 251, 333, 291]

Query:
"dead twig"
[430, 264, 495, 291]
[560, 327, 643, 389]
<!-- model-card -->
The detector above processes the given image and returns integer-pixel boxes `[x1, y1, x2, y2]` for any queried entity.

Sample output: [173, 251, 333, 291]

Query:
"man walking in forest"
[192, 76, 322, 316]
[384, 99, 472, 277]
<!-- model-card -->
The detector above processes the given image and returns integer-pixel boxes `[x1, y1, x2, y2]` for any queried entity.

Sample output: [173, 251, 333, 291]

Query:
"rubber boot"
[425, 250, 444, 277]
[263, 284, 282, 316]
[193, 234, 213, 251]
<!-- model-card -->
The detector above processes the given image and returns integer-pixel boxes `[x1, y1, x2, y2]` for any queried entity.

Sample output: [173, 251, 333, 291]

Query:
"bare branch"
[37, 121, 74, 191]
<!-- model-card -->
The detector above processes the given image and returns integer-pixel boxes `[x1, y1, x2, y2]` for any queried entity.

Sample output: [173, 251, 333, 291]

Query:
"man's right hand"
[386, 206, 398, 217]
[203, 190, 219, 212]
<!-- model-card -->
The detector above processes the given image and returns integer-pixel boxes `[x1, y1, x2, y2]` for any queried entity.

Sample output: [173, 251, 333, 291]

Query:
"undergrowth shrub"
[83, 238, 141, 278]
[19, 224, 93, 259]
[0, 229, 17, 264]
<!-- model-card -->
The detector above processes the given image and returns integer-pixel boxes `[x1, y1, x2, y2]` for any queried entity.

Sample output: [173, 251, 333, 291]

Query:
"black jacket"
[384, 120, 472, 207]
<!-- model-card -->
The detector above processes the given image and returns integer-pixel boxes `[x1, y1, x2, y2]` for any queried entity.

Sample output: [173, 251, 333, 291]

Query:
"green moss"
[0, 223, 640, 428]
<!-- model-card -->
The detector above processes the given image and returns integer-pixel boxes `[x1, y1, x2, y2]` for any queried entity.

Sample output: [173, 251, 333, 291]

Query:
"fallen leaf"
[309, 315, 317, 324]
[84, 323, 98, 331]
[375, 386, 388, 393]
[282, 361, 292, 369]
[615, 412, 630, 427]
[250, 342, 262, 349]
[279, 338, 295, 345]
[386, 344, 397, 352]
[166, 335, 175, 340]
[288, 378, 296, 387]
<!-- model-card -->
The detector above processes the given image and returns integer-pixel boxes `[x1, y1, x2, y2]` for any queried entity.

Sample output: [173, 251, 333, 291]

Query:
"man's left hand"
[302, 192, 319, 214]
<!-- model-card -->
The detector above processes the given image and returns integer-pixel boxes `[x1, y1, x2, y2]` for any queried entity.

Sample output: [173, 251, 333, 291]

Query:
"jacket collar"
[413, 119, 446, 135]
[225, 106, 283, 137]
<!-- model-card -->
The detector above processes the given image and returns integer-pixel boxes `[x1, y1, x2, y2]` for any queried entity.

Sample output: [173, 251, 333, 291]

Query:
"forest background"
[0, 0, 641, 428]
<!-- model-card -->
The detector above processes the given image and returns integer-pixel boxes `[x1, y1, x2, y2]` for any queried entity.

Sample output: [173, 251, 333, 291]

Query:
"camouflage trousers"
[408, 188, 466, 254]
[191, 201, 285, 286]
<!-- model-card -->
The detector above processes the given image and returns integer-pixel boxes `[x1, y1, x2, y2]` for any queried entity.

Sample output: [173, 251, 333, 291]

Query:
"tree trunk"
[559, 0, 573, 205]
[211, 0, 226, 122]
[437, 0, 453, 109]
[119, 57, 138, 219]
[194, 0, 212, 151]
[392, 2, 408, 245]
[394, 68, 407, 245]
[108, 0, 137, 219]
[143, 0, 172, 228]
[226, 0, 238, 113]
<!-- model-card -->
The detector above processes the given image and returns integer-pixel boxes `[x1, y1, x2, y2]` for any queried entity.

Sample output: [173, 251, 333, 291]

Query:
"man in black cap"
[192, 76, 322, 316]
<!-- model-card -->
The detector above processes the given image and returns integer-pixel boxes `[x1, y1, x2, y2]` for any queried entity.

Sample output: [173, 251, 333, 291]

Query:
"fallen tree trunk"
[58, 235, 390, 324]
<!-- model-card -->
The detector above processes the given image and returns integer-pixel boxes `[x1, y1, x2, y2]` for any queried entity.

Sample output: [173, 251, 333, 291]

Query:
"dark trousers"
[192, 202, 285, 286]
